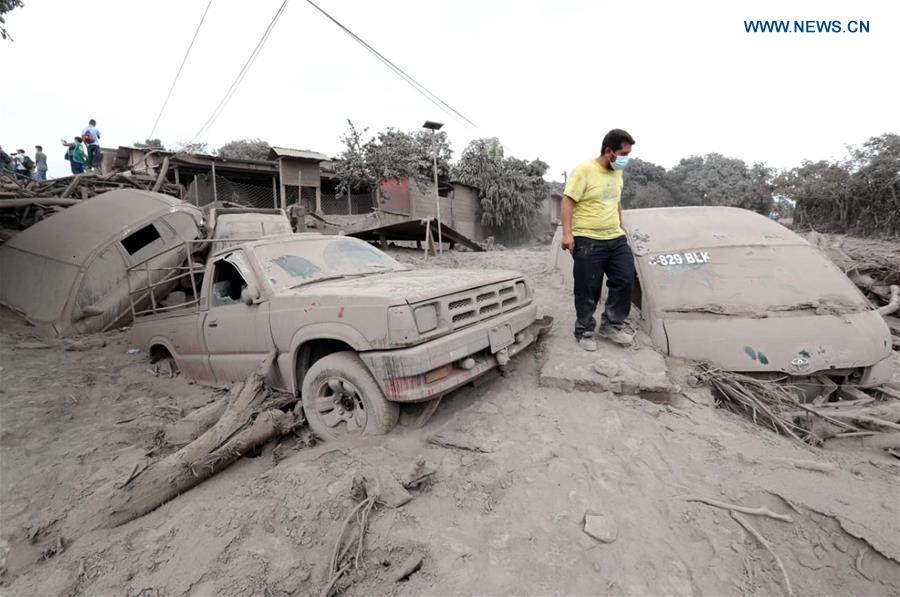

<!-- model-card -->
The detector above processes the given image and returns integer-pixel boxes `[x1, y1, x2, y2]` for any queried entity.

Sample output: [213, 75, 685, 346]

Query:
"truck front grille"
[442, 281, 523, 330]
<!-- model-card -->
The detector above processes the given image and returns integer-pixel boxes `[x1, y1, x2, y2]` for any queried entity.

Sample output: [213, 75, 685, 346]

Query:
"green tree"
[453, 138, 549, 242]
[217, 138, 271, 160]
[134, 138, 165, 149]
[1, 0, 23, 41]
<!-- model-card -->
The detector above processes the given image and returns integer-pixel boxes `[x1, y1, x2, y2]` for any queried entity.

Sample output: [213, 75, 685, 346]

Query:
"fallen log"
[877, 285, 900, 316]
[102, 352, 297, 528]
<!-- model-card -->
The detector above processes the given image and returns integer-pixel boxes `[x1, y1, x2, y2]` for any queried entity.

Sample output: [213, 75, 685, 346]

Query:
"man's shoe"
[597, 323, 634, 346]
[577, 333, 598, 352]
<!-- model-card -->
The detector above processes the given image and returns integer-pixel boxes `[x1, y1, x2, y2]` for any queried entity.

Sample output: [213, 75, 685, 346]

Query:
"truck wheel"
[301, 351, 399, 439]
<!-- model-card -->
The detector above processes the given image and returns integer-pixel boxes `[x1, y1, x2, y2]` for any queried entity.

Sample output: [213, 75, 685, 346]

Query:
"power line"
[148, 0, 214, 139]
[304, 0, 479, 130]
[191, 0, 289, 142]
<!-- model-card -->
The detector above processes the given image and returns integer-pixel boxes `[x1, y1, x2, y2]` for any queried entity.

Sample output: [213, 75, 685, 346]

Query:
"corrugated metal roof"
[268, 147, 329, 161]
[3, 189, 187, 265]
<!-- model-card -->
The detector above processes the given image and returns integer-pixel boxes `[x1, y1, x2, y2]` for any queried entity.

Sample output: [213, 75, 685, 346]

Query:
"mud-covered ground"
[1, 243, 899, 596]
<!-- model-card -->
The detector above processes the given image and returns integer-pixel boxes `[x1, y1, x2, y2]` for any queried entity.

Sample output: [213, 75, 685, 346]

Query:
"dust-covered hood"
[663, 311, 892, 374]
[285, 269, 521, 304]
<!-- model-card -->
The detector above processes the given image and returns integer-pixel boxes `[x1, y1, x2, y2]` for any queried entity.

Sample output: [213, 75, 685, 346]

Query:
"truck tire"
[301, 351, 399, 439]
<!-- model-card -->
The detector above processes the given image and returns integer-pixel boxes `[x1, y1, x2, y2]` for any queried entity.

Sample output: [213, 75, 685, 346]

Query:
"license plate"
[488, 323, 514, 353]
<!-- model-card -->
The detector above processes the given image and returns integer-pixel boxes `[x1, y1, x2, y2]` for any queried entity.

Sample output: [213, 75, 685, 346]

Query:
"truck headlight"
[414, 304, 439, 333]
[515, 281, 529, 301]
[388, 306, 418, 344]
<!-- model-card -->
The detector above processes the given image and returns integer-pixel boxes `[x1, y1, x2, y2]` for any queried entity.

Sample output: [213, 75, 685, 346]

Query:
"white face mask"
[611, 155, 630, 170]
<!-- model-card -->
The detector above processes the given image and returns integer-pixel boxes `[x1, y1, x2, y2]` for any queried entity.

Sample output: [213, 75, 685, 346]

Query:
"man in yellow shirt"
[561, 129, 635, 351]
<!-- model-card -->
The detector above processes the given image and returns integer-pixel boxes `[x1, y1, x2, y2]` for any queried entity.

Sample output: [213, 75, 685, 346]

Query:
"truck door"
[202, 251, 275, 386]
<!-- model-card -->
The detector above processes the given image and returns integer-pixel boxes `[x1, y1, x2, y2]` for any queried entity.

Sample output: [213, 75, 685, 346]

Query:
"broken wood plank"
[60, 174, 82, 198]
[151, 156, 170, 193]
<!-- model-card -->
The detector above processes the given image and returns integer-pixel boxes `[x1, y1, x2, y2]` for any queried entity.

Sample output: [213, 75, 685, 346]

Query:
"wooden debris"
[687, 497, 794, 523]
[731, 512, 794, 597]
[0, 168, 183, 237]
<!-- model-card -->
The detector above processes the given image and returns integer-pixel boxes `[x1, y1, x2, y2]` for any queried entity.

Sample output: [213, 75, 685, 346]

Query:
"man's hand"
[562, 233, 575, 252]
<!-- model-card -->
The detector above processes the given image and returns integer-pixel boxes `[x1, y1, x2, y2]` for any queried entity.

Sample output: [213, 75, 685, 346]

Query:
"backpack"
[82, 132, 94, 144]
[64, 147, 73, 161]
[22, 156, 34, 170]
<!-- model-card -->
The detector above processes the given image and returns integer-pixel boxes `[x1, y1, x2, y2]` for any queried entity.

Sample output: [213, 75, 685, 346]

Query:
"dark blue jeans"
[572, 235, 634, 338]
[88, 144, 101, 169]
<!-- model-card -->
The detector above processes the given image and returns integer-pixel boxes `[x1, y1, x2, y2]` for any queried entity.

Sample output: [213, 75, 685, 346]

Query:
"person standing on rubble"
[34, 145, 48, 181]
[0, 146, 11, 172]
[561, 128, 636, 352]
[62, 136, 88, 174]
[81, 118, 102, 171]
[14, 149, 34, 180]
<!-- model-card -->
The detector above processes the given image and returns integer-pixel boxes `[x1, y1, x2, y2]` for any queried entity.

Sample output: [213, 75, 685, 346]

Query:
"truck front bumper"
[360, 305, 551, 402]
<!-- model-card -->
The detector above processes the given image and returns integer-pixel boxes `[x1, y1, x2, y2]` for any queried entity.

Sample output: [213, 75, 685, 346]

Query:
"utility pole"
[422, 120, 444, 255]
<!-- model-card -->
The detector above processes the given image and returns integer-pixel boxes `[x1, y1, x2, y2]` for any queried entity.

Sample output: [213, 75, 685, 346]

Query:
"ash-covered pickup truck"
[131, 234, 550, 438]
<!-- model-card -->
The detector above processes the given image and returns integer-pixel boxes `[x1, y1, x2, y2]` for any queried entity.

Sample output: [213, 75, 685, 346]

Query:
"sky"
[1, 0, 898, 181]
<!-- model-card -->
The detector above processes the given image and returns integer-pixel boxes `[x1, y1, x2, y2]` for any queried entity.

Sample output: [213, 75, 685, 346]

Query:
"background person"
[14, 149, 34, 180]
[34, 145, 48, 181]
[62, 137, 88, 174]
[81, 118, 101, 171]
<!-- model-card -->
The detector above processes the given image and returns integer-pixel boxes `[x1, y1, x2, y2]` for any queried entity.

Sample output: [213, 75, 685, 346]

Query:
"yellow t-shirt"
[563, 159, 624, 240]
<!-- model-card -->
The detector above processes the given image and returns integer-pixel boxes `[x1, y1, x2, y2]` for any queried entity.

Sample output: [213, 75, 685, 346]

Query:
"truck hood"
[282, 268, 521, 304]
[663, 311, 891, 374]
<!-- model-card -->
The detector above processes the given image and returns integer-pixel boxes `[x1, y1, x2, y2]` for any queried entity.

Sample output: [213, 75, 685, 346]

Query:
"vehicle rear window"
[122, 224, 161, 255]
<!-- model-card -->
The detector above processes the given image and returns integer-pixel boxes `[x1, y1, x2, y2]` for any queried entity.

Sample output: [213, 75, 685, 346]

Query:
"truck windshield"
[253, 237, 408, 292]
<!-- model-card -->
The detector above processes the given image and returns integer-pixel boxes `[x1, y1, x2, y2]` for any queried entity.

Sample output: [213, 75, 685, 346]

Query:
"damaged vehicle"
[0, 189, 202, 336]
[203, 206, 292, 254]
[623, 206, 893, 387]
[130, 234, 549, 438]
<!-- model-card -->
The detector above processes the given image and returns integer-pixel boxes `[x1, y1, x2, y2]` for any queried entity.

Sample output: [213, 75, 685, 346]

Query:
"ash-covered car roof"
[4, 189, 189, 266]
[624, 206, 806, 256]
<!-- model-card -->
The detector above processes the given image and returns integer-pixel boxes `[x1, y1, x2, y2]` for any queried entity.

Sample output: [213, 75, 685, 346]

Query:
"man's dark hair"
[89, 119, 96, 125]
[73, 136, 82, 142]
[601, 129, 636, 154]
[35, 145, 42, 151]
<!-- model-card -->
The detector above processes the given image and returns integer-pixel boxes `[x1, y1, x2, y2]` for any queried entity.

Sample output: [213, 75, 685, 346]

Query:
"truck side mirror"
[241, 284, 261, 306]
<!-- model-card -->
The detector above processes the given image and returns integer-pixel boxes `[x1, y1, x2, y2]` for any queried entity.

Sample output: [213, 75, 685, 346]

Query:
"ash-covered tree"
[134, 138, 165, 149]
[217, 138, 271, 161]
[1, 0, 24, 41]
[667, 153, 773, 214]
[621, 158, 678, 208]
[453, 138, 549, 242]
[775, 133, 900, 235]
[173, 141, 210, 155]
[334, 120, 451, 194]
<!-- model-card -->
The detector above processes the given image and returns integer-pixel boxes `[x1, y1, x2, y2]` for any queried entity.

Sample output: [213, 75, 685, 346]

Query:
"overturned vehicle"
[0, 189, 202, 336]
[623, 206, 894, 388]
[131, 234, 550, 438]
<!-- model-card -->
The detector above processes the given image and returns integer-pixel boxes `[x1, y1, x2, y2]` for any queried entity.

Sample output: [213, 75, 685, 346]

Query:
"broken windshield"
[644, 245, 869, 314]
[254, 237, 408, 292]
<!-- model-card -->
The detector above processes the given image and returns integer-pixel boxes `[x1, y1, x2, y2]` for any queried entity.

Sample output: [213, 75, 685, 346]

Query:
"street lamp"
[422, 120, 444, 255]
